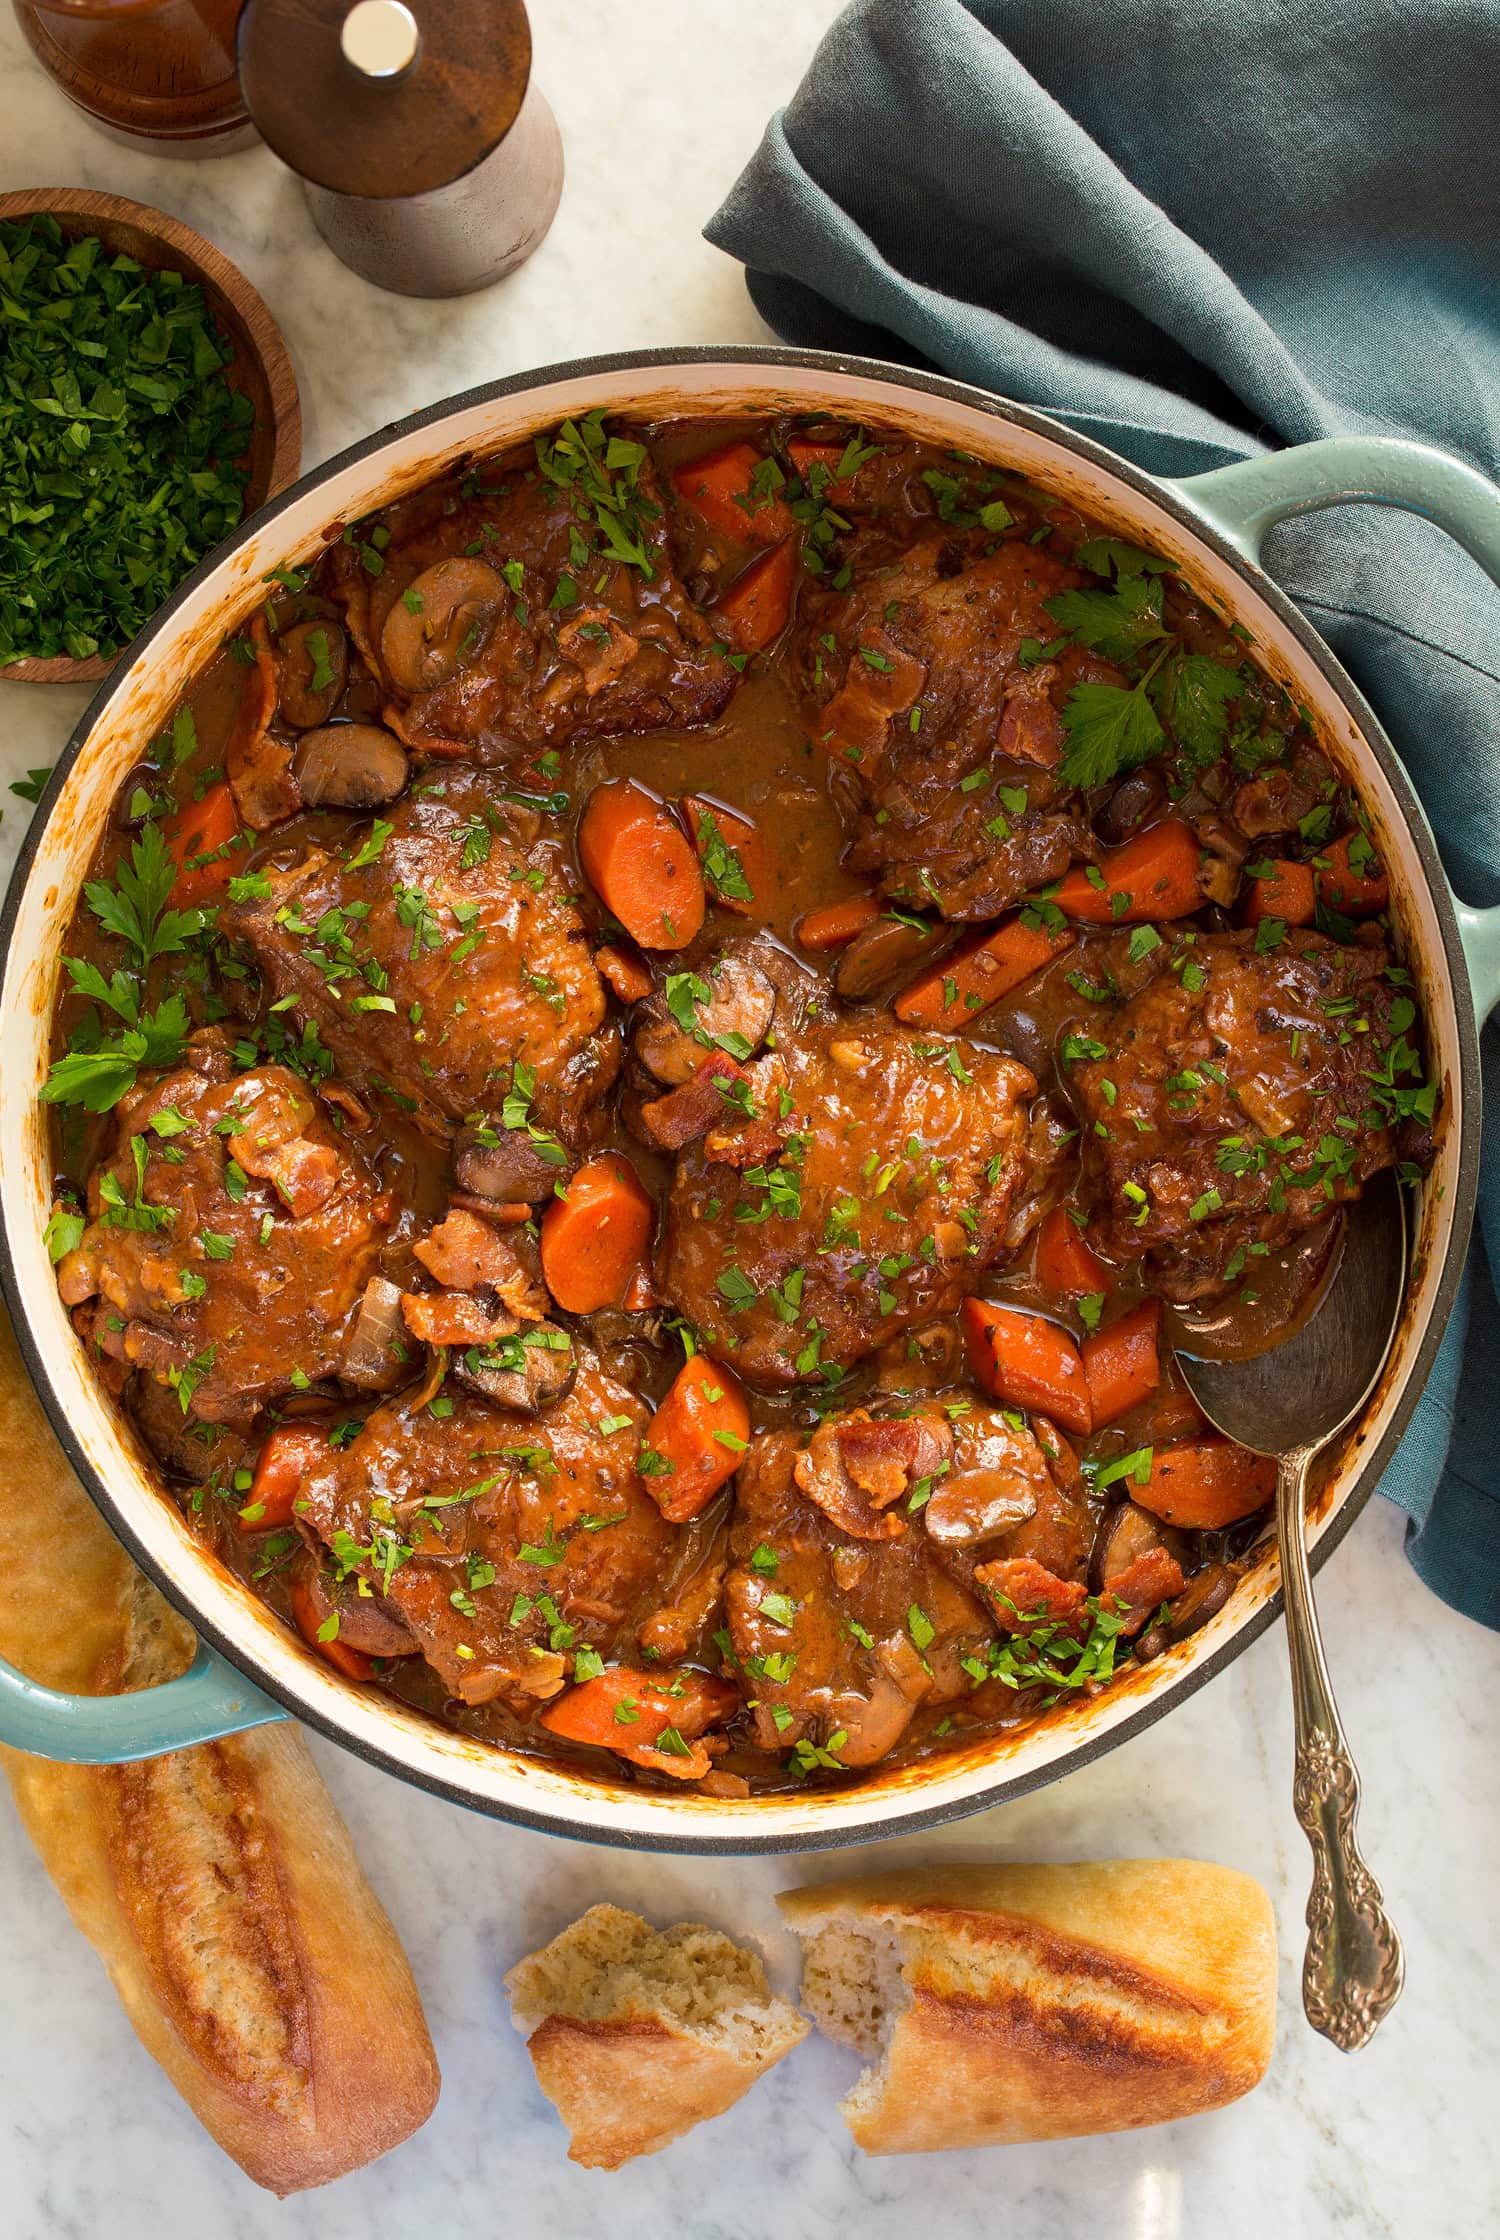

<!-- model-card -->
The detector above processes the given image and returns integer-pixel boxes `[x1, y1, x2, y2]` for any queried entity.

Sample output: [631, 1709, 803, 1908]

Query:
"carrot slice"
[1034, 1204, 1114, 1302]
[670, 442, 792, 544]
[1136, 1376, 1209, 1446]
[1317, 830, 1388, 917]
[1051, 820, 1202, 923]
[594, 943, 654, 1005]
[893, 912, 1074, 1027]
[577, 780, 705, 950]
[712, 537, 798, 653]
[238, 1421, 328, 1533]
[1131, 1439, 1276, 1528]
[164, 780, 241, 906]
[639, 1359, 751, 1523]
[796, 894, 882, 950]
[1242, 858, 1316, 927]
[682, 795, 771, 916]
[622, 1264, 659, 1313]
[788, 436, 861, 503]
[540, 1151, 654, 1313]
[1082, 1298, 1162, 1427]
[961, 1297, 1093, 1435]
[540, 1664, 739, 1780]
[288, 1572, 376, 1682]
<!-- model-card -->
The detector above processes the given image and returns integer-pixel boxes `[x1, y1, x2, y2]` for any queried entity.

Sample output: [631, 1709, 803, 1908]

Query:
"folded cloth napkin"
[707, 0, 1500, 1626]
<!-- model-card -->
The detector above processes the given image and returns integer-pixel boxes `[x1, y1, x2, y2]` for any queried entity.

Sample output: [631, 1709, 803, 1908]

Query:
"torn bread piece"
[505, 1902, 809, 2169]
[779, 1859, 1276, 2154]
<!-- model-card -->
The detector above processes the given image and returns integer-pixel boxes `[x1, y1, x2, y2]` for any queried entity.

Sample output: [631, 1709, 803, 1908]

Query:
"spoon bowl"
[1177, 1169, 1408, 1454]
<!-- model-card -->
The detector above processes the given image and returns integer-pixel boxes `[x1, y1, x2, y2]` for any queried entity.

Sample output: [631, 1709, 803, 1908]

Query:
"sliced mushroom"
[1197, 851, 1240, 909]
[820, 1673, 918, 1767]
[340, 1275, 411, 1391]
[278, 618, 349, 730]
[1164, 1559, 1240, 1642]
[924, 1474, 1039, 1548]
[291, 1552, 416, 1658]
[293, 723, 410, 810]
[1094, 766, 1166, 847]
[455, 1121, 566, 1206]
[836, 914, 949, 1002]
[634, 949, 776, 1085]
[922, 1413, 1053, 1546]
[451, 1321, 577, 1411]
[380, 558, 505, 693]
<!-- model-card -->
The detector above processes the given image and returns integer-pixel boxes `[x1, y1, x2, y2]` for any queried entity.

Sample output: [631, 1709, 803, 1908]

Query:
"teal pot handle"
[0, 1641, 287, 1764]
[1167, 435, 1500, 1029]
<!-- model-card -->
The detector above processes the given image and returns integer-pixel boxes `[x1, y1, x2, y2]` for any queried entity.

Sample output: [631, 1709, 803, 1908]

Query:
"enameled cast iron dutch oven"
[3, 349, 1499, 1855]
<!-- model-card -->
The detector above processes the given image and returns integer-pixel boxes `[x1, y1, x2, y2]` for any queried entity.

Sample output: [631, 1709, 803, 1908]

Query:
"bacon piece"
[400, 1292, 519, 1348]
[227, 612, 300, 830]
[638, 1052, 755, 1153]
[973, 1555, 1088, 1632]
[997, 673, 1064, 768]
[555, 607, 640, 694]
[1102, 1546, 1187, 1637]
[413, 1208, 546, 1319]
[793, 1410, 953, 1542]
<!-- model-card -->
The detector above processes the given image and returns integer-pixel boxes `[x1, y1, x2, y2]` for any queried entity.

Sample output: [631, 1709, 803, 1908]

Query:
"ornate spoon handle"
[1276, 1448, 1404, 2050]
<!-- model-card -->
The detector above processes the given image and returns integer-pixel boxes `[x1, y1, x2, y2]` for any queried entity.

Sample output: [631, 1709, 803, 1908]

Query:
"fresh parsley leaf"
[1057, 679, 1166, 789]
[83, 822, 198, 972]
[1044, 570, 1167, 665]
[1150, 651, 1242, 767]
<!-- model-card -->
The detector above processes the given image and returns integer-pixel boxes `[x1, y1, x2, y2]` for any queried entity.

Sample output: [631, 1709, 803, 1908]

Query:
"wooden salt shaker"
[235, 0, 562, 297]
[12, 0, 257, 155]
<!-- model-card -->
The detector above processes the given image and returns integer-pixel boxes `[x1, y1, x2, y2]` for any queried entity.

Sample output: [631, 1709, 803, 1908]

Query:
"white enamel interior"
[0, 358, 1466, 1849]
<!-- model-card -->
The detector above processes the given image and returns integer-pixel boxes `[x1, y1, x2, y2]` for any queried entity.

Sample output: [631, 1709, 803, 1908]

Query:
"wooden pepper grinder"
[236, 0, 562, 297]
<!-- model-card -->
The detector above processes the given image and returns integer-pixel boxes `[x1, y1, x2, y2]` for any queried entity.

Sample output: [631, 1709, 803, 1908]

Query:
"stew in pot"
[41, 411, 1437, 1796]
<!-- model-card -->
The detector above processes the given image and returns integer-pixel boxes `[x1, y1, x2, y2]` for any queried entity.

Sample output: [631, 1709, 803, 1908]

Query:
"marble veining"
[2, 6, 1498, 2232]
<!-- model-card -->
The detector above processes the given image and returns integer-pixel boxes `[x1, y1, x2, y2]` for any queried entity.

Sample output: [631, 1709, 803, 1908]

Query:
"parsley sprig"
[1046, 543, 1244, 787]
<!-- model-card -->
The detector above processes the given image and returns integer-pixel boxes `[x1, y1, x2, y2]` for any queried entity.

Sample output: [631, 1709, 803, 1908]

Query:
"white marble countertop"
[2, 5, 1498, 2233]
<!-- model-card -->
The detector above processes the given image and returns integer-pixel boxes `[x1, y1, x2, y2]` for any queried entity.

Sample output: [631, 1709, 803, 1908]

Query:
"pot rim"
[0, 345, 1476, 1854]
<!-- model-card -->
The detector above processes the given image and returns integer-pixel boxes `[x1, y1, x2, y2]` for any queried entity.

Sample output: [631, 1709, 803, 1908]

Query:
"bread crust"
[523, 2011, 774, 2171]
[779, 1859, 1276, 2153]
[0, 1311, 440, 2193]
[506, 1903, 808, 2169]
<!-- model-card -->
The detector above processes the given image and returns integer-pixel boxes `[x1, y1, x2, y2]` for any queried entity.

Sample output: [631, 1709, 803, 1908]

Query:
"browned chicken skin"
[56, 1064, 392, 1429]
[226, 776, 617, 1143]
[795, 533, 1108, 917]
[1069, 930, 1407, 1299]
[657, 1013, 1042, 1386]
[330, 431, 737, 761]
[296, 1363, 675, 1711]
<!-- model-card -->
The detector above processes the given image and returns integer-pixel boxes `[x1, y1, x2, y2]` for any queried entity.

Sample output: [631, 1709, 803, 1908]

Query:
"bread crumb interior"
[508, 1903, 799, 2059]
[797, 1917, 910, 2061]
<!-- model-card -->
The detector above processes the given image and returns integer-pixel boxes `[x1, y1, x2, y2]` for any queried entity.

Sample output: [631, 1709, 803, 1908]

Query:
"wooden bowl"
[0, 188, 301, 685]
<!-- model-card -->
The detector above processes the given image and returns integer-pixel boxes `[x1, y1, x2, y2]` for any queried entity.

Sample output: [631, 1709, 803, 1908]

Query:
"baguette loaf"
[0, 1311, 440, 2194]
[506, 1902, 808, 2168]
[779, 1859, 1276, 2154]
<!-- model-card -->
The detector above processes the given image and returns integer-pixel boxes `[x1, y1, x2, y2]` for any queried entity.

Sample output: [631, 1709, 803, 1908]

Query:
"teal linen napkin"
[707, 0, 1500, 1626]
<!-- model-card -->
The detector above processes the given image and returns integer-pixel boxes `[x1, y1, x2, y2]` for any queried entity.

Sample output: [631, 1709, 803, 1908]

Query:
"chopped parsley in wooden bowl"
[0, 189, 301, 684]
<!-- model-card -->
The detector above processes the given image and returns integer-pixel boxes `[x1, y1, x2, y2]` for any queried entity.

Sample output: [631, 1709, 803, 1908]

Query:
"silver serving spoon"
[1174, 1169, 1407, 2051]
